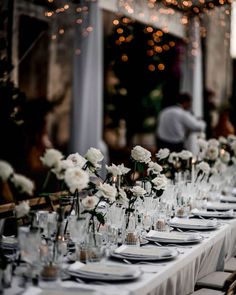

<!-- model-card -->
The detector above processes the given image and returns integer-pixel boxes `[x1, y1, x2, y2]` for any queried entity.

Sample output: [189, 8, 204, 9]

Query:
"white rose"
[206, 146, 219, 161]
[151, 174, 168, 190]
[53, 159, 74, 180]
[130, 185, 146, 197]
[219, 136, 227, 144]
[156, 148, 170, 160]
[0, 160, 14, 181]
[15, 201, 30, 218]
[67, 153, 86, 168]
[85, 147, 104, 168]
[178, 150, 193, 160]
[197, 138, 208, 150]
[106, 164, 122, 176]
[116, 188, 128, 205]
[147, 161, 162, 174]
[208, 138, 219, 147]
[65, 167, 89, 193]
[230, 141, 236, 155]
[220, 150, 230, 164]
[82, 195, 99, 209]
[131, 145, 151, 163]
[196, 161, 210, 174]
[232, 156, 236, 165]
[214, 159, 227, 173]
[40, 148, 64, 169]
[228, 135, 236, 143]
[12, 174, 34, 196]
[98, 182, 117, 202]
[117, 164, 130, 175]
[168, 152, 178, 163]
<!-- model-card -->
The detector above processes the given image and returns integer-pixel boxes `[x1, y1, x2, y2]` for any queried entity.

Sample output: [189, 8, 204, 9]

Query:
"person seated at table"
[156, 93, 206, 152]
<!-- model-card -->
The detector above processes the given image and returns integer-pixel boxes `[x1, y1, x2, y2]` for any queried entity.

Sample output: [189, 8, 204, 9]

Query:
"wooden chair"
[224, 257, 236, 273]
[194, 271, 236, 293]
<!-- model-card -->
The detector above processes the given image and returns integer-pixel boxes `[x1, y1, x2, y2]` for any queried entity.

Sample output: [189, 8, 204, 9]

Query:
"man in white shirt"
[156, 93, 206, 152]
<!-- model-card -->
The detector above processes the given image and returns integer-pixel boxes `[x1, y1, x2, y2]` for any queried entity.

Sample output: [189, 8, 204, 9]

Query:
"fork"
[122, 258, 166, 266]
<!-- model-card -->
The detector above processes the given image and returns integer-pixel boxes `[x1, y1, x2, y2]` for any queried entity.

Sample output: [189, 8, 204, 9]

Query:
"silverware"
[122, 258, 166, 266]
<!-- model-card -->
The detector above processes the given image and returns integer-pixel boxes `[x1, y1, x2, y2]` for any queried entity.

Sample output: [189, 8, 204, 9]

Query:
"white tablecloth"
[5, 219, 236, 295]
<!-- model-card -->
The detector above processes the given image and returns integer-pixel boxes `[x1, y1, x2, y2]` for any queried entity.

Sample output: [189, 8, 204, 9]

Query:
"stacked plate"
[169, 217, 220, 230]
[220, 195, 236, 203]
[0, 235, 18, 250]
[68, 261, 142, 282]
[145, 230, 202, 244]
[191, 208, 235, 219]
[207, 202, 236, 211]
[110, 244, 178, 261]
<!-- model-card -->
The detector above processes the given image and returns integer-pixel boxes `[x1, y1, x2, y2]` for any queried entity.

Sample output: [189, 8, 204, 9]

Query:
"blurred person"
[213, 105, 235, 138]
[156, 93, 206, 152]
[203, 89, 217, 138]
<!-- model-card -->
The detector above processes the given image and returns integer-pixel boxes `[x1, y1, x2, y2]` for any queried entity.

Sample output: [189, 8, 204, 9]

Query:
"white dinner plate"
[220, 195, 236, 203]
[207, 202, 236, 211]
[145, 230, 203, 244]
[191, 209, 235, 219]
[169, 217, 220, 230]
[68, 261, 142, 282]
[110, 245, 178, 261]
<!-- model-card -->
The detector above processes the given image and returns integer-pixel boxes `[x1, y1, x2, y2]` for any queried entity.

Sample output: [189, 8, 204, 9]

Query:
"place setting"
[66, 261, 143, 282]
[191, 208, 236, 219]
[144, 229, 203, 245]
[168, 217, 221, 231]
[109, 244, 179, 263]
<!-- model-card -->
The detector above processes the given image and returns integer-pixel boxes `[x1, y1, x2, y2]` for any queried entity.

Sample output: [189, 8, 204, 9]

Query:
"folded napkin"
[170, 217, 217, 227]
[207, 202, 236, 210]
[114, 245, 171, 257]
[192, 208, 234, 217]
[68, 261, 135, 277]
[146, 230, 200, 241]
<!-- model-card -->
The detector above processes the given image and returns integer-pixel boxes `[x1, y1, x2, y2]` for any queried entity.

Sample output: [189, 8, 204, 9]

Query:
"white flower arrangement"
[196, 161, 210, 175]
[81, 195, 99, 209]
[12, 174, 35, 196]
[85, 147, 104, 169]
[151, 174, 168, 191]
[130, 185, 147, 197]
[64, 167, 89, 193]
[97, 182, 117, 202]
[0, 160, 14, 181]
[40, 148, 64, 169]
[106, 164, 123, 176]
[116, 164, 130, 175]
[131, 145, 151, 163]
[206, 146, 219, 161]
[67, 153, 87, 168]
[156, 148, 170, 160]
[147, 161, 162, 175]
[178, 150, 193, 160]
[15, 200, 30, 218]
[208, 138, 219, 148]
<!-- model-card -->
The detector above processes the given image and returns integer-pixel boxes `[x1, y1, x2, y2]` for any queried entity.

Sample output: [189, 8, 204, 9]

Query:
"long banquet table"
[5, 218, 236, 295]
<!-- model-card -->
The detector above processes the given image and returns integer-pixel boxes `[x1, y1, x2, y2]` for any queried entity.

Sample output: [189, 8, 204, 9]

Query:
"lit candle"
[191, 157, 196, 184]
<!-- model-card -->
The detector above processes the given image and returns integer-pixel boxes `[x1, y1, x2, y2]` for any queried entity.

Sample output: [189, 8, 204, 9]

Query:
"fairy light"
[113, 19, 119, 26]
[148, 64, 155, 71]
[121, 54, 128, 62]
[117, 28, 124, 34]
[158, 63, 165, 70]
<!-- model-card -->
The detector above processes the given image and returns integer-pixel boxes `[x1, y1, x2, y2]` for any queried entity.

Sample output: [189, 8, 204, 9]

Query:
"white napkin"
[146, 230, 200, 241]
[170, 217, 217, 227]
[114, 245, 171, 257]
[68, 261, 135, 277]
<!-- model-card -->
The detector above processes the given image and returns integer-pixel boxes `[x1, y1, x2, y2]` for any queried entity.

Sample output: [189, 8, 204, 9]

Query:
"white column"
[70, 1, 108, 173]
[181, 16, 203, 154]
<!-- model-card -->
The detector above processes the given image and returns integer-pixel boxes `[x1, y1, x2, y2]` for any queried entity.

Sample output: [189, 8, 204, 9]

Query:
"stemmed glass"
[18, 226, 42, 281]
